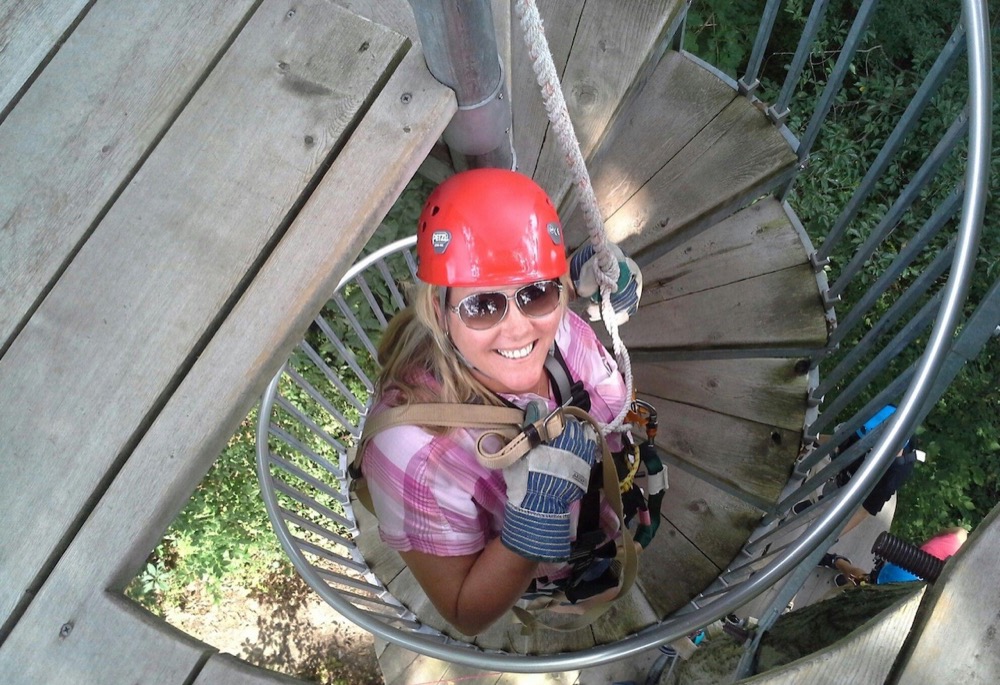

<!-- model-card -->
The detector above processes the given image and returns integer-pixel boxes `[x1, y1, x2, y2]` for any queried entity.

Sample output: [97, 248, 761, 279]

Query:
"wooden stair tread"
[641, 198, 811, 304]
[640, 395, 800, 507]
[635, 357, 811, 432]
[635, 519, 723, 619]
[659, 464, 765, 570]
[616, 264, 828, 352]
[516, 0, 687, 204]
[563, 52, 797, 263]
[581, 50, 739, 223]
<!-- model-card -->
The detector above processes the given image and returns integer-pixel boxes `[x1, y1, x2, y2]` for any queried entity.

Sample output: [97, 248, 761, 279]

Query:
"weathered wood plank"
[386, 567, 467, 642]
[330, 0, 417, 37]
[894, 503, 1000, 684]
[750, 585, 925, 684]
[635, 519, 722, 619]
[0, 590, 212, 684]
[415, 659, 505, 685]
[510, 0, 583, 179]
[0, 0, 408, 632]
[620, 265, 828, 351]
[641, 198, 808, 304]
[641, 396, 799, 505]
[530, 0, 683, 205]
[0, 24, 456, 685]
[634, 357, 810, 431]
[493, 0, 512, 125]
[377, 645, 506, 685]
[353, 496, 408, 584]
[594, 96, 797, 263]
[0, 0, 90, 113]
[376, 643, 422, 685]
[0, 0, 259, 353]
[659, 465, 764, 569]
[505, 619, 597, 655]
[567, 50, 736, 229]
[195, 652, 307, 685]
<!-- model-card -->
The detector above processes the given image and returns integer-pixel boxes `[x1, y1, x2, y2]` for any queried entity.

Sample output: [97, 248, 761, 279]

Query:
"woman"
[360, 168, 640, 635]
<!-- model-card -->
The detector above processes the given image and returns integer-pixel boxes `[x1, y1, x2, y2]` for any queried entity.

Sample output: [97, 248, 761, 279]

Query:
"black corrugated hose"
[871, 531, 946, 582]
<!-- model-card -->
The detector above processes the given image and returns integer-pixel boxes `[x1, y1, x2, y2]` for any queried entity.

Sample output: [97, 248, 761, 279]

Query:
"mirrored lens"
[458, 292, 508, 330]
[516, 280, 562, 318]
[453, 280, 562, 331]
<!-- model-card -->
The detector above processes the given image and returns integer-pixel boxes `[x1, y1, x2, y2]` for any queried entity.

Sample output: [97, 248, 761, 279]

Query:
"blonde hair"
[376, 282, 505, 408]
[375, 277, 570, 409]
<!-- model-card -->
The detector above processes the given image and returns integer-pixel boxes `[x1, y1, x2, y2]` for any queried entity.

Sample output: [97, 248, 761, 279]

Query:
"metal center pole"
[409, 0, 515, 171]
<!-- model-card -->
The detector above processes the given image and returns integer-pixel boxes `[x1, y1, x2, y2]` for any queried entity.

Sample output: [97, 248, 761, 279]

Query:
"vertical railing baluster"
[768, 0, 832, 123]
[739, 0, 784, 94]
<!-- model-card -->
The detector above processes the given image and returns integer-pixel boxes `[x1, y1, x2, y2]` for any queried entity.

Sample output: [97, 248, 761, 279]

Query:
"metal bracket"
[738, 77, 760, 96]
[766, 104, 790, 126]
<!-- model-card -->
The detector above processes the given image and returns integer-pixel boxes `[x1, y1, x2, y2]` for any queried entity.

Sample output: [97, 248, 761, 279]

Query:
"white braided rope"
[514, 0, 634, 435]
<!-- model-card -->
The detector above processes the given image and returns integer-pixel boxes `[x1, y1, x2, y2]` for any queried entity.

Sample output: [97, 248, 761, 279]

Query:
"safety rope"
[513, 0, 634, 435]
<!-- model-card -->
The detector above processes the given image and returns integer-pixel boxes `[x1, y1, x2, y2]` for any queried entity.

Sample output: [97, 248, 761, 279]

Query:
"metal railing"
[255, 0, 992, 673]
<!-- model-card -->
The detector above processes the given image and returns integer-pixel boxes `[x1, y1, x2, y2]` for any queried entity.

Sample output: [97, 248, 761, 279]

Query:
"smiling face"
[444, 283, 564, 396]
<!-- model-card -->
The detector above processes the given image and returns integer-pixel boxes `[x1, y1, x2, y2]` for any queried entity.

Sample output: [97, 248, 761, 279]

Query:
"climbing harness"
[348, 347, 664, 630]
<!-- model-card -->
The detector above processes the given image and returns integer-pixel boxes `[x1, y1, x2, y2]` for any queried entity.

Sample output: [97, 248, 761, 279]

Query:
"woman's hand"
[501, 417, 598, 561]
[570, 242, 642, 323]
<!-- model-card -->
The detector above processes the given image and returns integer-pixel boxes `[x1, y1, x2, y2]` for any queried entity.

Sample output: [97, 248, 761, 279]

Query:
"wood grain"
[621, 265, 828, 351]
[597, 96, 797, 262]
[566, 50, 736, 230]
[634, 357, 810, 431]
[641, 198, 808, 304]
[0, 0, 91, 111]
[635, 519, 722, 619]
[530, 0, 683, 204]
[510, 0, 583, 179]
[0, 9, 454, 682]
[0, 0, 259, 352]
[642, 396, 800, 505]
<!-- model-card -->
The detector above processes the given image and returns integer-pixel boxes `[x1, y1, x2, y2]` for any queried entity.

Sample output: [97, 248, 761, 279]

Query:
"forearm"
[399, 538, 539, 636]
[451, 538, 539, 634]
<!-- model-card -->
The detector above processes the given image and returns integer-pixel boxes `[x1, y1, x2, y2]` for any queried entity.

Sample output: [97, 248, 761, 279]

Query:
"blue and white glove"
[569, 242, 643, 324]
[501, 415, 598, 562]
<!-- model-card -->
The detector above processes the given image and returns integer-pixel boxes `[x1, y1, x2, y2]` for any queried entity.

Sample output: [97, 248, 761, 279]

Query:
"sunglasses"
[448, 280, 563, 330]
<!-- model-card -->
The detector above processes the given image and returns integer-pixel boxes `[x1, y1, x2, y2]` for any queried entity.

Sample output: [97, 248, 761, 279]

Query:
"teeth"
[497, 342, 534, 359]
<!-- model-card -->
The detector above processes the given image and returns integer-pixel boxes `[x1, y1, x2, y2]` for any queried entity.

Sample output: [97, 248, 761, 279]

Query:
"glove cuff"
[501, 503, 572, 562]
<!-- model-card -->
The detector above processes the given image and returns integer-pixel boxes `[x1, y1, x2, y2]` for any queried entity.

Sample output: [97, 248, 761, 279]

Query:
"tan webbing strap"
[475, 409, 566, 469]
[360, 403, 525, 437]
[349, 402, 526, 492]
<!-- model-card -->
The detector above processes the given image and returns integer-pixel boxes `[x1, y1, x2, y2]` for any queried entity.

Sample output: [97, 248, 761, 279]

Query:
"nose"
[500, 297, 535, 336]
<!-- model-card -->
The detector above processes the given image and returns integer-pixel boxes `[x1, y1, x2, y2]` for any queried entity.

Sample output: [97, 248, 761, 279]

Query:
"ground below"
[163, 572, 382, 685]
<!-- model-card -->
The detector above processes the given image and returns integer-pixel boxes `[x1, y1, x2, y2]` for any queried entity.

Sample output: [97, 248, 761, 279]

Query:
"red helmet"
[416, 169, 567, 287]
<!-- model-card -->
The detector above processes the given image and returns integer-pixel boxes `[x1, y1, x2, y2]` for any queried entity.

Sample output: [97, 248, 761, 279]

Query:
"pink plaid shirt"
[362, 310, 626, 581]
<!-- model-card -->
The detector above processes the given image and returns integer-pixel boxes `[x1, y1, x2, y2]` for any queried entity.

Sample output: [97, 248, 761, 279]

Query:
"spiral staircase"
[0, 0, 992, 683]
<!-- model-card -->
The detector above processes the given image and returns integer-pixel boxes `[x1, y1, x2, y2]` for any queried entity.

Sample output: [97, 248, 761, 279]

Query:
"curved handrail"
[256, 0, 991, 672]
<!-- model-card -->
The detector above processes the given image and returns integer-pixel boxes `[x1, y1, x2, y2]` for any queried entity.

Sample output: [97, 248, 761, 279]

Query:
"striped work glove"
[570, 242, 642, 324]
[501, 416, 598, 562]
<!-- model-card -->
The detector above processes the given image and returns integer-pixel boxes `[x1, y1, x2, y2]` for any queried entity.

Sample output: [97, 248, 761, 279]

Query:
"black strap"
[544, 347, 574, 407]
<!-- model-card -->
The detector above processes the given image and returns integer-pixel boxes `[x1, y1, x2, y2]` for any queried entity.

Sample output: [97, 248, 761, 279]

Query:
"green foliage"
[127, 408, 292, 612]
